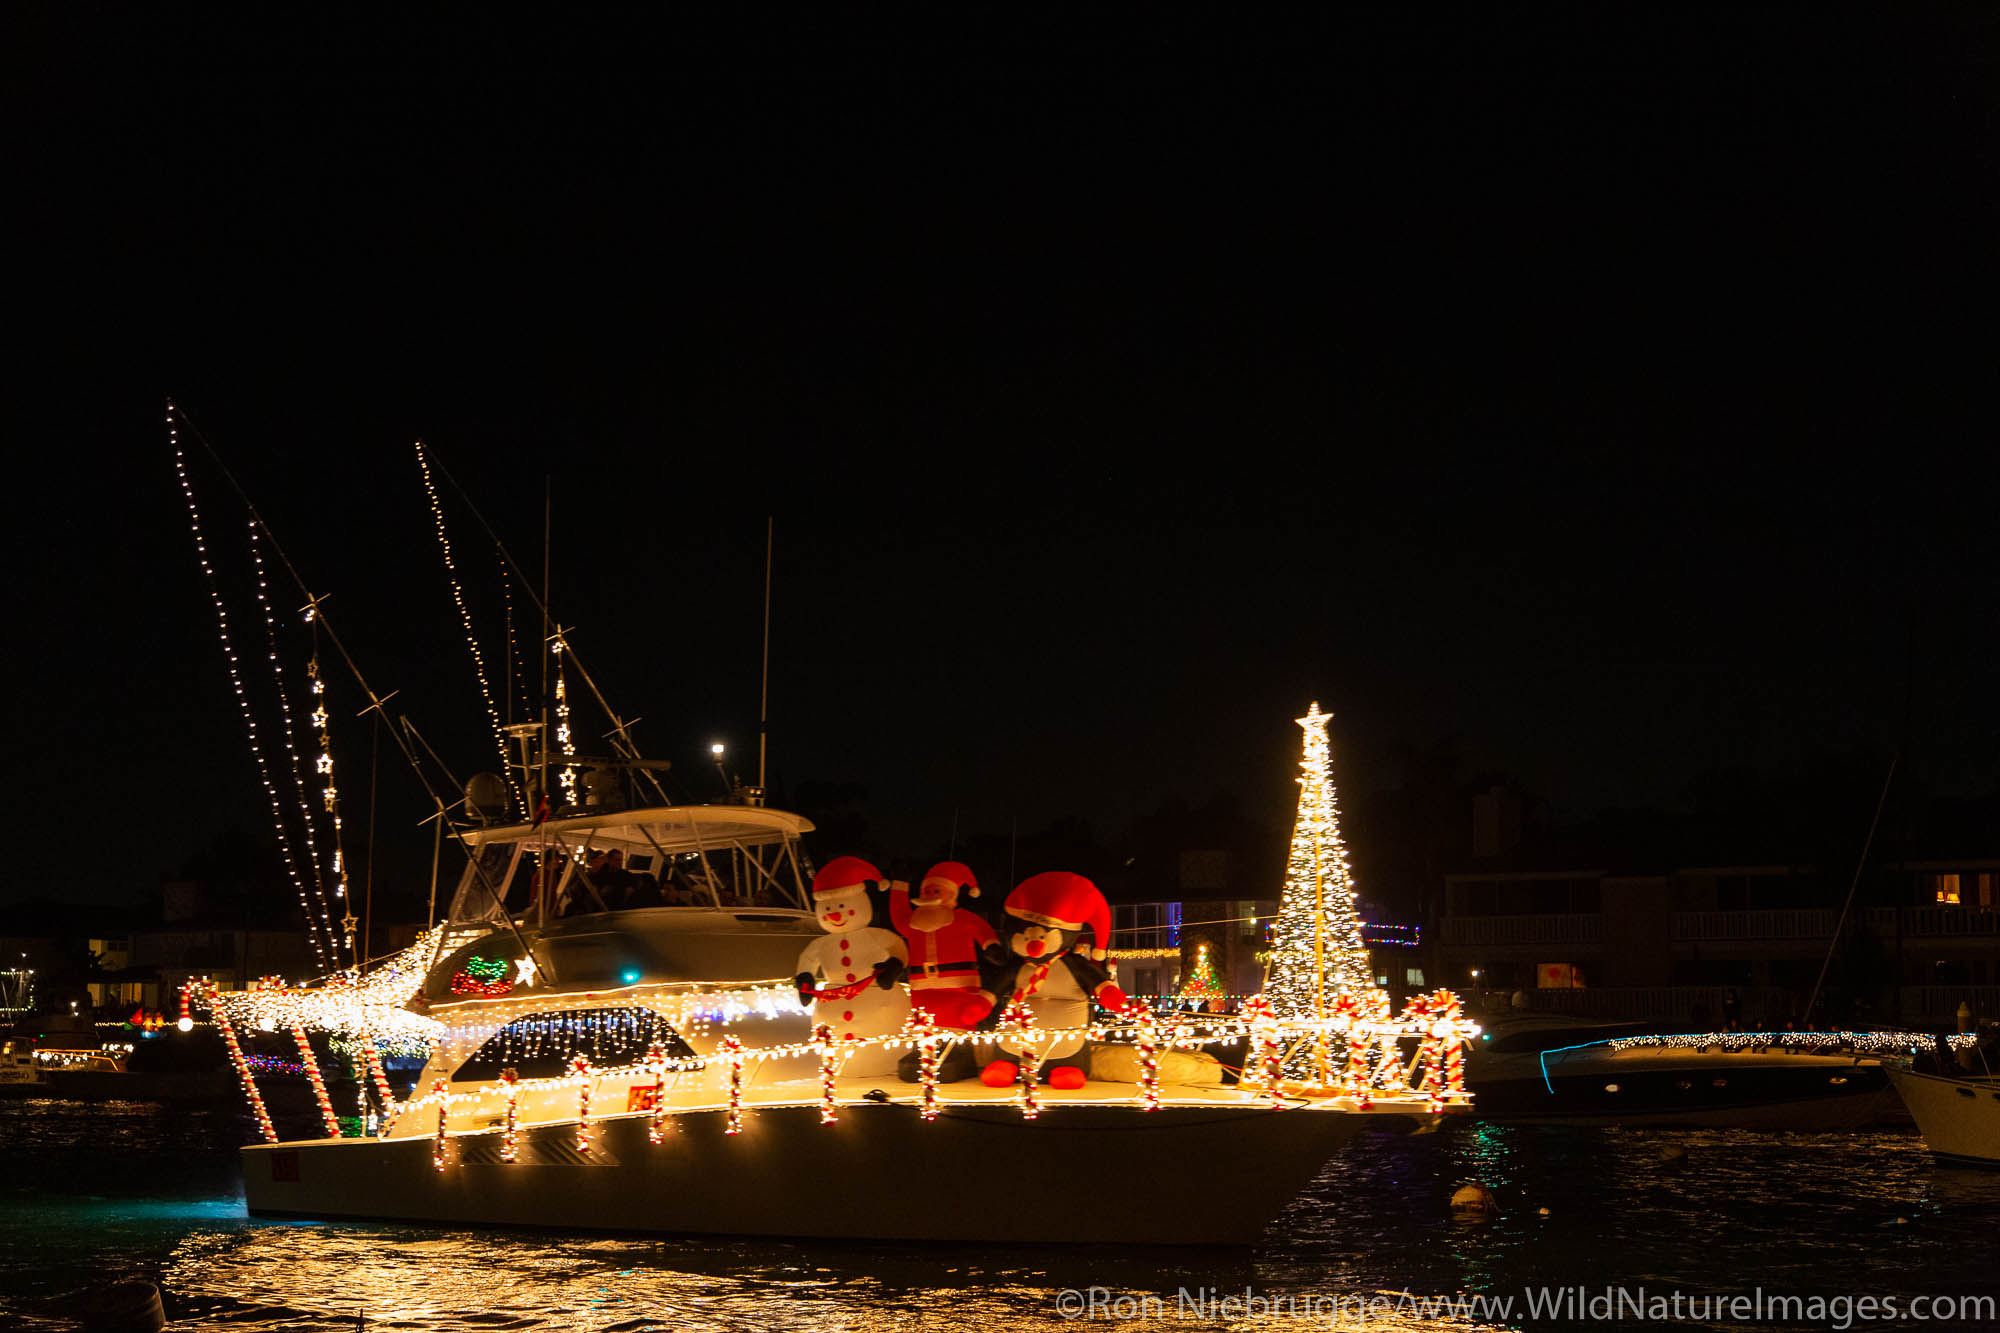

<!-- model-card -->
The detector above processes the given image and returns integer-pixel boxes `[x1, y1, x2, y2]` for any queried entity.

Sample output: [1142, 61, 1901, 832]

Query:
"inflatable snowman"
[794, 855, 910, 1078]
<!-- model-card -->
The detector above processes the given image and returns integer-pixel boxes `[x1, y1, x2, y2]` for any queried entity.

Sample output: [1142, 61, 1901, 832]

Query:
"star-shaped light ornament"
[513, 955, 539, 987]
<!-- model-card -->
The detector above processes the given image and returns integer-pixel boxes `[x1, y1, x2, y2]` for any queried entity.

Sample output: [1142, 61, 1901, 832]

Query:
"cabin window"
[451, 1007, 698, 1083]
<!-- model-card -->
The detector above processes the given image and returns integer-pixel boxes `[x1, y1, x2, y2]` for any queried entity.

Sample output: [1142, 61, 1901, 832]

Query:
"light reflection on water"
[4, 1099, 1998, 1331]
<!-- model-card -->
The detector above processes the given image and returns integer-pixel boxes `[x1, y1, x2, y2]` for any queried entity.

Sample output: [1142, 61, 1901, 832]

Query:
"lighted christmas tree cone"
[1263, 703, 1388, 1093]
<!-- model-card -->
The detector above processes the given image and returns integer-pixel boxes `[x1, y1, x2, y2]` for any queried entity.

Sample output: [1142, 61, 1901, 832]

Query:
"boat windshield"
[445, 804, 815, 927]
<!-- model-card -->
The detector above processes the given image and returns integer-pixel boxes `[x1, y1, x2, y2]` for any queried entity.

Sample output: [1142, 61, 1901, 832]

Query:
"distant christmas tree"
[1177, 942, 1225, 1003]
[1264, 703, 1373, 1035]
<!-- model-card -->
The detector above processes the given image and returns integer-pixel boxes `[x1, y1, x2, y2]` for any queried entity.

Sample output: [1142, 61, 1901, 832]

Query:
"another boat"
[224, 797, 1473, 1246]
[1888, 1063, 2000, 1166]
[1465, 1013, 1907, 1130]
[0, 1035, 49, 1094]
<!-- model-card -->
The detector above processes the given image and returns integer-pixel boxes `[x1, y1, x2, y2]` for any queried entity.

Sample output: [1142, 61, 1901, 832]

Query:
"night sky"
[9, 13, 1995, 915]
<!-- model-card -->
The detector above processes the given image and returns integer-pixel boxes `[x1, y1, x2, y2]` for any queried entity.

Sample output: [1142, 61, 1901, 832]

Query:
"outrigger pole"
[172, 404, 547, 982]
[424, 450, 672, 810]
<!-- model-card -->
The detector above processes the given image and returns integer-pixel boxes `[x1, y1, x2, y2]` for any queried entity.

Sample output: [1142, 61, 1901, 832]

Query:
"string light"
[450, 956, 515, 998]
[207, 989, 277, 1144]
[293, 1023, 342, 1138]
[1266, 703, 1374, 1078]
[573, 1054, 593, 1154]
[358, 1035, 398, 1132]
[304, 648, 355, 958]
[1607, 1031, 1976, 1055]
[247, 521, 344, 965]
[1134, 1001, 1161, 1111]
[552, 637, 577, 811]
[721, 1035, 745, 1135]
[912, 1014, 942, 1121]
[432, 1078, 449, 1171]
[646, 1043, 669, 1144]
[816, 1024, 840, 1124]
[500, 1069, 520, 1162]
[172, 413, 333, 972]
[1176, 943, 1225, 1004]
[414, 442, 511, 790]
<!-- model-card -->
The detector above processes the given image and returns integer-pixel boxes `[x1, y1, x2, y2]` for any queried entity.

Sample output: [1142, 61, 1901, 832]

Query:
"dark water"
[3, 1099, 1997, 1331]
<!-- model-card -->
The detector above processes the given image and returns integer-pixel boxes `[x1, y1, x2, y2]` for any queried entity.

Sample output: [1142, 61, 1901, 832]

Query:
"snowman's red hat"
[814, 856, 881, 895]
[1005, 871, 1112, 961]
[920, 860, 979, 899]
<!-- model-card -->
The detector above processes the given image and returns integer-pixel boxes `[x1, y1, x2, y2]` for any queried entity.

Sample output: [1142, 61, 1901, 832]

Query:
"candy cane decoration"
[573, 1054, 593, 1154]
[1438, 991, 1468, 1101]
[1135, 999, 1160, 1111]
[645, 1042, 669, 1144]
[359, 1033, 398, 1133]
[721, 1035, 745, 1135]
[1345, 1002, 1373, 1110]
[500, 1068, 520, 1162]
[431, 1078, 449, 1171]
[815, 1023, 840, 1124]
[1243, 996, 1287, 1110]
[1002, 1000, 1041, 1120]
[913, 1015, 941, 1122]
[291, 1023, 342, 1138]
[209, 988, 277, 1143]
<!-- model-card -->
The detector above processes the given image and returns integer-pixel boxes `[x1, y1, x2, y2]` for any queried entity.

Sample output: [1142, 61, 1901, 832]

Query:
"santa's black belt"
[910, 963, 977, 976]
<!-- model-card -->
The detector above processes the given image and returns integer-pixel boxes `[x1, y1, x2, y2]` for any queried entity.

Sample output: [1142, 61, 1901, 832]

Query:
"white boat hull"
[244, 1097, 1419, 1245]
[1887, 1067, 2000, 1166]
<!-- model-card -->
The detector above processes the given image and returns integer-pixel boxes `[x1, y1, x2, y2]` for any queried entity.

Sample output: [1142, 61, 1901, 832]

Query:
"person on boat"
[624, 870, 663, 909]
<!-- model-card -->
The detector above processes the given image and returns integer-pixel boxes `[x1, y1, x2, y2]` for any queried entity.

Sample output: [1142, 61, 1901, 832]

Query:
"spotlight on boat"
[465, 772, 510, 825]
[176, 1017, 193, 1034]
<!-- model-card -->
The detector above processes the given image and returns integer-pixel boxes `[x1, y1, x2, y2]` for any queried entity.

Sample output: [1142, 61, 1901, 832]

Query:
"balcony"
[1671, 910, 1836, 941]
[1440, 914, 1603, 947]
[1883, 908, 2000, 939]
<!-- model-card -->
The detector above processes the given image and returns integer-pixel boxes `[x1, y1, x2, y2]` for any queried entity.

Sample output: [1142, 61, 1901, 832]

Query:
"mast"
[758, 516, 773, 795]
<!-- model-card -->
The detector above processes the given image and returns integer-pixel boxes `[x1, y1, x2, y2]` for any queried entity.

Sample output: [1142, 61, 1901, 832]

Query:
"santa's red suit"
[890, 861, 998, 1030]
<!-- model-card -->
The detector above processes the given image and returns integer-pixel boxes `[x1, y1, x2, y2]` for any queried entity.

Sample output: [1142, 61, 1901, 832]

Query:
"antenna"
[759, 516, 773, 793]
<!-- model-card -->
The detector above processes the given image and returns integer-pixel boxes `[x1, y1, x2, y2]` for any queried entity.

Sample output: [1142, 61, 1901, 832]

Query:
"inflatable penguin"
[794, 856, 910, 1078]
[890, 860, 1000, 1082]
[976, 871, 1131, 1089]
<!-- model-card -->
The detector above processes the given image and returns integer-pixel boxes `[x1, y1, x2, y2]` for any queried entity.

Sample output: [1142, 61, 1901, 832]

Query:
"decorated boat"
[205, 794, 1478, 1246]
[168, 413, 1474, 1244]
[1462, 1014, 1934, 1130]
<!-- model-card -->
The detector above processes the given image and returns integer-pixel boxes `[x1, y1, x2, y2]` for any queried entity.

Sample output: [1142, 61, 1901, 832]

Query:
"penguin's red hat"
[920, 860, 979, 899]
[1005, 871, 1113, 961]
[813, 856, 881, 895]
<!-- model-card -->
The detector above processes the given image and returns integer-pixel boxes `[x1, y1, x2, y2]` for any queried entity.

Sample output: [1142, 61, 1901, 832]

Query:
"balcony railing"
[1886, 908, 2000, 939]
[1671, 910, 1836, 941]
[1440, 914, 1604, 947]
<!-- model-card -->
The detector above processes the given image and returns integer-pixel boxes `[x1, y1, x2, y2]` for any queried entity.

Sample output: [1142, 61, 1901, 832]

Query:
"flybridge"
[445, 803, 818, 930]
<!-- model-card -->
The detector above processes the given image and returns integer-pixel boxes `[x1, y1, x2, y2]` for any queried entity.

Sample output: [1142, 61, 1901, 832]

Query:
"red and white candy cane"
[431, 1078, 449, 1171]
[721, 1035, 745, 1135]
[573, 1054, 594, 1153]
[1243, 996, 1287, 1109]
[816, 1023, 839, 1124]
[1135, 999, 1161, 1111]
[209, 987, 277, 1143]
[646, 1042, 669, 1144]
[500, 1069, 520, 1162]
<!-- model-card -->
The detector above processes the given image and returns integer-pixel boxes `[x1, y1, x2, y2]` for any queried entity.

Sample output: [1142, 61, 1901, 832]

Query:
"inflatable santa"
[890, 860, 1000, 1082]
[794, 856, 910, 1077]
[976, 871, 1131, 1089]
